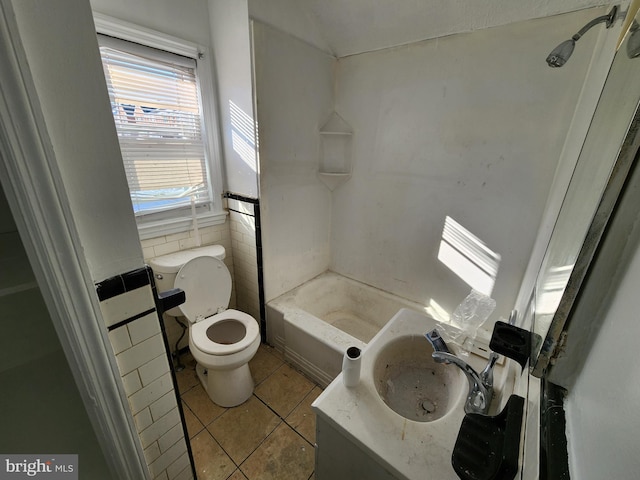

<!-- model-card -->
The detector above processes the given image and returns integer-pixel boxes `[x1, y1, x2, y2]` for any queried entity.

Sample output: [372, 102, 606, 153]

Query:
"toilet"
[149, 245, 260, 407]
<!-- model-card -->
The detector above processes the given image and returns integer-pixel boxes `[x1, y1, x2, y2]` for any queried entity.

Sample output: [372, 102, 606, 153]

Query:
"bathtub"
[266, 271, 427, 387]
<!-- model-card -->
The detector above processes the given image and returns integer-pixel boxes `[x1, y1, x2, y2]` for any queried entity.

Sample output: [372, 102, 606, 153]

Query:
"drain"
[421, 399, 436, 414]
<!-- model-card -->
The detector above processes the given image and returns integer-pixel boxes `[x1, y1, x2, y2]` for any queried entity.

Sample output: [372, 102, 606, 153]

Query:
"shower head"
[546, 39, 576, 67]
[546, 6, 618, 68]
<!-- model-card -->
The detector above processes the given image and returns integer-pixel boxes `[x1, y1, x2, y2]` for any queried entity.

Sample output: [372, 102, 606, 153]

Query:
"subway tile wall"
[96, 268, 193, 480]
[229, 201, 260, 322]
[141, 220, 236, 353]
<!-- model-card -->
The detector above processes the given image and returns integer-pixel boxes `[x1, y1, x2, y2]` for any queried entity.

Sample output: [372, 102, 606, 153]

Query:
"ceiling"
[250, 0, 614, 57]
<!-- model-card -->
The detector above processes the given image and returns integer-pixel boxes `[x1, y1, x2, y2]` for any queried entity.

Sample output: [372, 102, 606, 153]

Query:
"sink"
[373, 334, 465, 422]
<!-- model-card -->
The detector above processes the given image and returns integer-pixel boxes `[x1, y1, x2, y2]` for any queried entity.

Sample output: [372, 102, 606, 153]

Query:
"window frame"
[94, 13, 226, 240]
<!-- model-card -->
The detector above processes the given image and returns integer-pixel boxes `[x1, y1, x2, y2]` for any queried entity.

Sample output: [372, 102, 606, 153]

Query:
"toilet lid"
[174, 256, 231, 321]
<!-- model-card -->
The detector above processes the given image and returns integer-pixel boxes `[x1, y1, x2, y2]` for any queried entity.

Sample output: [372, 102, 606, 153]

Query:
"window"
[94, 15, 225, 238]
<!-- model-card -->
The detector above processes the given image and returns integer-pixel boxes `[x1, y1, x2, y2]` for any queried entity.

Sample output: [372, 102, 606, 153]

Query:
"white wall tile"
[108, 325, 132, 354]
[139, 355, 171, 387]
[99, 286, 155, 328]
[115, 333, 165, 375]
[128, 372, 174, 415]
[142, 236, 169, 248]
[149, 438, 188, 478]
[158, 422, 184, 453]
[139, 407, 181, 449]
[172, 465, 193, 480]
[134, 407, 153, 432]
[150, 392, 178, 421]
[153, 470, 169, 480]
[122, 370, 142, 397]
[144, 441, 161, 465]
[127, 312, 162, 345]
[166, 453, 190, 479]
[153, 241, 181, 257]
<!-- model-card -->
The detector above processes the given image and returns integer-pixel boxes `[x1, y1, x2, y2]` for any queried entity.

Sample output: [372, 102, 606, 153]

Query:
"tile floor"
[175, 344, 322, 480]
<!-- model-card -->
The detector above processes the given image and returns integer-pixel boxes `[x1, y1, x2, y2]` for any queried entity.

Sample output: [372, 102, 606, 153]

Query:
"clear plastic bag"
[441, 290, 496, 351]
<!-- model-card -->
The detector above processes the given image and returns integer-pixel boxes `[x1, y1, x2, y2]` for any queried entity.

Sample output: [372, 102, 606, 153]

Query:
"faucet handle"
[480, 352, 499, 389]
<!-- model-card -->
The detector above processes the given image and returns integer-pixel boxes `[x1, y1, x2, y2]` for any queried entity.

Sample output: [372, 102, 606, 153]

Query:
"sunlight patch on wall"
[229, 100, 257, 172]
[437, 216, 501, 297]
[425, 298, 450, 323]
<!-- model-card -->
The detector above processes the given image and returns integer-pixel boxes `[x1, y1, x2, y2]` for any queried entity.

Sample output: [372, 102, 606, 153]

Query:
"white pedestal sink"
[312, 308, 515, 480]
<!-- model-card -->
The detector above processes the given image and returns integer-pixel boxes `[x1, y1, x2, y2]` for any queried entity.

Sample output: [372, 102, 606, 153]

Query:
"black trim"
[106, 308, 157, 332]
[224, 191, 259, 204]
[540, 380, 570, 480]
[96, 266, 152, 301]
[254, 201, 267, 343]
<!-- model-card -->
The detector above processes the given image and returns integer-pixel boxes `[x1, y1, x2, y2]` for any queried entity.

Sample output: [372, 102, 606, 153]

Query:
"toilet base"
[196, 362, 254, 407]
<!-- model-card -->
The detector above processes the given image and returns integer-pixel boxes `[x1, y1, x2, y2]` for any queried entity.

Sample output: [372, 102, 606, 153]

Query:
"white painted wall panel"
[253, 22, 334, 301]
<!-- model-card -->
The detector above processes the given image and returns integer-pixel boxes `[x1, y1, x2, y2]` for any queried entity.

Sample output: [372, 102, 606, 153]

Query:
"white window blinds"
[99, 36, 211, 216]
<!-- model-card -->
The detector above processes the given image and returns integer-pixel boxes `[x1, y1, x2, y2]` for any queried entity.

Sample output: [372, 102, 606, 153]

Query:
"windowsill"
[137, 210, 228, 240]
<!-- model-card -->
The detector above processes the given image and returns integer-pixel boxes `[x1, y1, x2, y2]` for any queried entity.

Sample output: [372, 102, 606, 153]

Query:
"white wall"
[13, 0, 143, 282]
[209, 0, 259, 198]
[330, 10, 600, 323]
[90, 0, 211, 47]
[248, 0, 331, 55]
[253, 22, 335, 301]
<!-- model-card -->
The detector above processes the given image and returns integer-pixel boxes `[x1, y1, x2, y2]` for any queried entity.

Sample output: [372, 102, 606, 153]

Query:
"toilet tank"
[148, 244, 226, 316]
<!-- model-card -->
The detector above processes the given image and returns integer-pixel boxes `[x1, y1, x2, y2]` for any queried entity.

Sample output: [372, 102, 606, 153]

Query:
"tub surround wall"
[253, 22, 335, 302]
[96, 268, 195, 480]
[254, 10, 601, 328]
[330, 9, 601, 324]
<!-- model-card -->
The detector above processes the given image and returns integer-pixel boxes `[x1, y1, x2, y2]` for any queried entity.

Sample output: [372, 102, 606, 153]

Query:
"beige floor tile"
[286, 386, 322, 445]
[182, 384, 226, 427]
[240, 423, 314, 480]
[208, 395, 281, 464]
[175, 363, 200, 394]
[227, 469, 249, 480]
[249, 345, 284, 385]
[262, 343, 285, 361]
[190, 429, 236, 480]
[254, 364, 315, 418]
[182, 401, 204, 439]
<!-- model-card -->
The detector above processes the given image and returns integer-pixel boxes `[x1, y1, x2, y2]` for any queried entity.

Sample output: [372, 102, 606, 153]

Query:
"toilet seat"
[191, 310, 259, 356]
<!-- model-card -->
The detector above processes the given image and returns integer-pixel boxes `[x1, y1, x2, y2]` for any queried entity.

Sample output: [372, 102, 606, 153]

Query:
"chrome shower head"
[546, 6, 618, 68]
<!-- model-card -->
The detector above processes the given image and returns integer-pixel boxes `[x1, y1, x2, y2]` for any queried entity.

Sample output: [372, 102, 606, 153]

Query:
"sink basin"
[373, 334, 465, 422]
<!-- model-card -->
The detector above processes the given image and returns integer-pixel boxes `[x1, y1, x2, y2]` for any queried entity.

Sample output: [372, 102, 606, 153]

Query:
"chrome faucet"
[425, 329, 499, 415]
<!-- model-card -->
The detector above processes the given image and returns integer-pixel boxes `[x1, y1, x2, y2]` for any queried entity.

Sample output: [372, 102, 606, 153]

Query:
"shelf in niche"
[319, 112, 353, 190]
[317, 172, 351, 190]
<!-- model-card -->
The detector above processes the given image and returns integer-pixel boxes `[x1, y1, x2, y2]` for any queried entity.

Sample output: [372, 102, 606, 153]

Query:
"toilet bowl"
[149, 245, 260, 407]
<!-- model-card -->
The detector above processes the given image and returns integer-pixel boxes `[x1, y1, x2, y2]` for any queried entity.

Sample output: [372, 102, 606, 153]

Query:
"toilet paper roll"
[342, 346, 362, 388]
